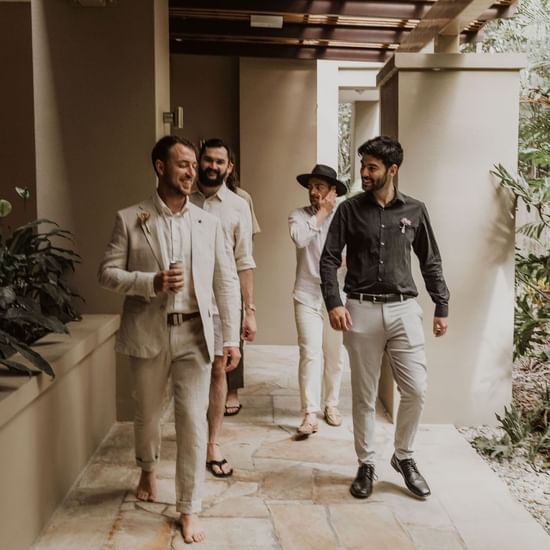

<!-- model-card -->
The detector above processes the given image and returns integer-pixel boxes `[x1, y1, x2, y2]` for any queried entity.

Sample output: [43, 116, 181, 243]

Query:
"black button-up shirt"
[320, 189, 449, 317]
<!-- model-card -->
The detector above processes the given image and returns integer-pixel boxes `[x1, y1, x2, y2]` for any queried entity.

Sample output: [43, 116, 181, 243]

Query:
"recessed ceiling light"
[250, 15, 283, 29]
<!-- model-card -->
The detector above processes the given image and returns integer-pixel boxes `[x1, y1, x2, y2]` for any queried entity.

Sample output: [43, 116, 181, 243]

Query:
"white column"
[378, 53, 525, 425]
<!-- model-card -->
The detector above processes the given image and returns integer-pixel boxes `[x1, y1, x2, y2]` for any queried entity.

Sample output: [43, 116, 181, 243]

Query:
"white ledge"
[377, 52, 527, 87]
[0, 314, 120, 429]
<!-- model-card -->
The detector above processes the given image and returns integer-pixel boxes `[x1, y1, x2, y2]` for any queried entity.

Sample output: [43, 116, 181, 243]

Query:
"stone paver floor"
[33, 345, 550, 550]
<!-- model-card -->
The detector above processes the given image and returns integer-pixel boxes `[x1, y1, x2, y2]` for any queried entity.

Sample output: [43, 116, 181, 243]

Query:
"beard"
[198, 166, 226, 188]
[309, 196, 321, 209]
[362, 169, 389, 193]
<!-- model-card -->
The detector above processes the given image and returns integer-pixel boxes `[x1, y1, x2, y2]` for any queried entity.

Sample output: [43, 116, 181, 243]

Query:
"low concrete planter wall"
[0, 314, 120, 550]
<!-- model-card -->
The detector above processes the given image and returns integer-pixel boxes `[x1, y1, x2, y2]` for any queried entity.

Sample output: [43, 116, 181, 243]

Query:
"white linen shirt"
[190, 182, 255, 315]
[152, 192, 199, 314]
[190, 183, 256, 272]
[289, 205, 344, 310]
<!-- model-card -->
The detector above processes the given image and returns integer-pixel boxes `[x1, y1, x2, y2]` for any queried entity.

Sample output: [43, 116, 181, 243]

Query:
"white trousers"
[294, 300, 345, 413]
[343, 298, 427, 465]
[130, 317, 211, 514]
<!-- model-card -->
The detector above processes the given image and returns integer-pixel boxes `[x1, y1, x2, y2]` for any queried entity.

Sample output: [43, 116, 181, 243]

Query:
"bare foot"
[181, 513, 206, 544]
[224, 389, 241, 416]
[136, 469, 156, 502]
[206, 442, 233, 476]
[225, 389, 240, 409]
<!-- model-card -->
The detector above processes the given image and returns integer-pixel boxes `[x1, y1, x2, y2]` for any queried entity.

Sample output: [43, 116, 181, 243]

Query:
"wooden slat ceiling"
[169, 0, 516, 61]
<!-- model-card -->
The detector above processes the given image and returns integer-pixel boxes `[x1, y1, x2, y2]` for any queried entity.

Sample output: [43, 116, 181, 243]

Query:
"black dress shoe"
[390, 454, 431, 498]
[349, 463, 375, 499]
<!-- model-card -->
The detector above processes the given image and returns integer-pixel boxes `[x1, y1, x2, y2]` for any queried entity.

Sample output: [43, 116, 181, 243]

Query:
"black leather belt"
[167, 312, 201, 326]
[347, 293, 409, 303]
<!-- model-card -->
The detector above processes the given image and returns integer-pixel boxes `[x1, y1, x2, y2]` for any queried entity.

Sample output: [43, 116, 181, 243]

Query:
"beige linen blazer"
[98, 196, 241, 360]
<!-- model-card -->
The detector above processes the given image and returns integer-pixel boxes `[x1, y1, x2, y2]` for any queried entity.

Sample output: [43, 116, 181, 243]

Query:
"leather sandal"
[206, 458, 233, 478]
[224, 403, 242, 416]
[324, 406, 342, 427]
[297, 414, 318, 435]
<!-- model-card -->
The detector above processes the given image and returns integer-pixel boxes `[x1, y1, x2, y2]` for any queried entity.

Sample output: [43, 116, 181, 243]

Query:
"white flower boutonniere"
[137, 211, 151, 234]
[400, 217, 412, 234]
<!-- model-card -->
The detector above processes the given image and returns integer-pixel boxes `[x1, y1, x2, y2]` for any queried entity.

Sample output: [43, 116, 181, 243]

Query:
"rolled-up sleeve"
[289, 209, 320, 249]
[233, 201, 256, 272]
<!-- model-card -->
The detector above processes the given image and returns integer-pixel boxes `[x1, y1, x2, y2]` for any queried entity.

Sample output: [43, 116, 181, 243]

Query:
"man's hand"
[319, 188, 337, 214]
[153, 267, 184, 294]
[328, 306, 352, 331]
[241, 311, 257, 342]
[433, 317, 448, 337]
[222, 346, 241, 372]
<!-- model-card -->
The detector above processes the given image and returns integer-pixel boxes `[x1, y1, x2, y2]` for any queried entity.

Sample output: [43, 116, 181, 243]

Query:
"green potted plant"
[0, 188, 82, 377]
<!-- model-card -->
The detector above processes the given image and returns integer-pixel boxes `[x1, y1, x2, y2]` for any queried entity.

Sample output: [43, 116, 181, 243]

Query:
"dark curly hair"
[357, 135, 403, 168]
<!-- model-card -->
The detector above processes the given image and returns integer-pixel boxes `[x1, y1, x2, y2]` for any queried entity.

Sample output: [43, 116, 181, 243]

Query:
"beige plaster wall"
[170, 54, 239, 154]
[0, 316, 118, 550]
[0, 1, 37, 227]
[154, 0, 170, 138]
[352, 101, 380, 183]
[240, 58, 317, 344]
[380, 54, 521, 425]
[31, 0, 169, 420]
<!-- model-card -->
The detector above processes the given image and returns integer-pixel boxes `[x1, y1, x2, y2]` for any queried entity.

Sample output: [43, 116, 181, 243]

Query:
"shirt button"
[381, 242, 385, 246]
[381, 224, 385, 228]
[379, 260, 384, 264]
[377, 277, 382, 282]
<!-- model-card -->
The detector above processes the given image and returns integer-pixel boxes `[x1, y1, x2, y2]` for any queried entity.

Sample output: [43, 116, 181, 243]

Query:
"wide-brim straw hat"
[296, 164, 348, 196]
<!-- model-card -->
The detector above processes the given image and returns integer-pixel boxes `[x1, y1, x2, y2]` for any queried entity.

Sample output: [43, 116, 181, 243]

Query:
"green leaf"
[4, 308, 68, 334]
[517, 222, 545, 240]
[0, 329, 55, 378]
[0, 357, 33, 376]
[0, 199, 12, 218]
[15, 187, 30, 201]
[10, 341, 55, 378]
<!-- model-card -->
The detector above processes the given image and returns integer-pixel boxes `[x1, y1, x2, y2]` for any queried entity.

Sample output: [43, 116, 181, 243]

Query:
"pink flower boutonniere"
[137, 211, 151, 234]
[400, 217, 412, 234]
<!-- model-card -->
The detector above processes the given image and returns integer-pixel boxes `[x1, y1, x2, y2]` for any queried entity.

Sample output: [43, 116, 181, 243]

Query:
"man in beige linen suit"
[98, 135, 241, 544]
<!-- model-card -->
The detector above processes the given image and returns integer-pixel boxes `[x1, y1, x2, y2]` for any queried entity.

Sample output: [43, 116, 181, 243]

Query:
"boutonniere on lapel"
[137, 211, 151, 234]
[399, 217, 412, 234]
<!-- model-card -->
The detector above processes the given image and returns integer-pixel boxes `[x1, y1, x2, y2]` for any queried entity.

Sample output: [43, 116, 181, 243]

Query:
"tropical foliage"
[491, 164, 550, 360]
[467, 0, 550, 467]
[472, 384, 550, 468]
[0, 190, 81, 377]
[472, 0, 550, 361]
[338, 102, 353, 189]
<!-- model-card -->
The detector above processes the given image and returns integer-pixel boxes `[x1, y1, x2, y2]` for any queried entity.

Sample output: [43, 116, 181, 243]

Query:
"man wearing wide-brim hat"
[288, 164, 348, 436]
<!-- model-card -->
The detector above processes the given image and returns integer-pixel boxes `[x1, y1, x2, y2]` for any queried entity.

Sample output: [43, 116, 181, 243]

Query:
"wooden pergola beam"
[398, 0, 496, 52]
[170, 39, 392, 62]
[170, 1, 435, 20]
[170, 19, 410, 45]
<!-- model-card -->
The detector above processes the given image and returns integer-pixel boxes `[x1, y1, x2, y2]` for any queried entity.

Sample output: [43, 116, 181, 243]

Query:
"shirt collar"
[192, 181, 228, 202]
[364, 187, 406, 207]
[393, 188, 406, 205]
[153, 191, 188, 217]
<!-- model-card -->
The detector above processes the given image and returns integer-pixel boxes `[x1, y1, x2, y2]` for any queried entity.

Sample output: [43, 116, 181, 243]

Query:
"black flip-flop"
[224, 403, 242, 416]
[206, 458, 233, 478]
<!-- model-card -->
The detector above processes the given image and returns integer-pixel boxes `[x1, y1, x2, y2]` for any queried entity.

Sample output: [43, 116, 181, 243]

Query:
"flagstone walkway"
[32, 345, 549, 550]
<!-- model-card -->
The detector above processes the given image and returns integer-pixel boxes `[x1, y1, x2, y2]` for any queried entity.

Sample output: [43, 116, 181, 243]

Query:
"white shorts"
[213, 314, 223, 357]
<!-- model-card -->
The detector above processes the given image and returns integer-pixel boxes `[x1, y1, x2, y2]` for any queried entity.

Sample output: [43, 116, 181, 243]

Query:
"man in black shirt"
[320, 135, 449, 500]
